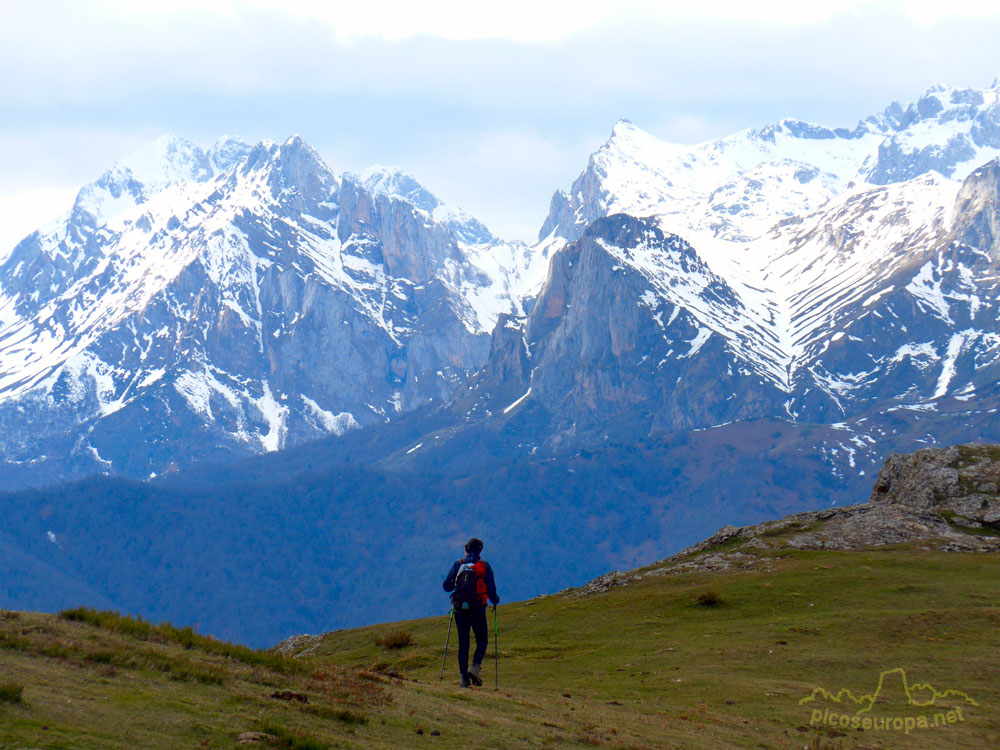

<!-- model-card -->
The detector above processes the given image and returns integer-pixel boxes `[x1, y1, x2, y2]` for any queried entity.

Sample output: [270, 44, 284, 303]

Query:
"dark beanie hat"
[465, 537, 484, 554]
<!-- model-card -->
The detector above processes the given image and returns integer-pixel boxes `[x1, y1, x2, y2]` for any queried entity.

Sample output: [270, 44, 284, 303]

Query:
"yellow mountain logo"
[799, 667, 978, 713]
[799, 668, 978, 734]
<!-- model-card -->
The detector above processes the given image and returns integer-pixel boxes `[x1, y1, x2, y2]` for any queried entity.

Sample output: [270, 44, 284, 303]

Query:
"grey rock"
[871, 444, 1000, 525]
[865, 132, 977, 184]
[949, 159, 1000, 258]
[272, 633, 323, 658]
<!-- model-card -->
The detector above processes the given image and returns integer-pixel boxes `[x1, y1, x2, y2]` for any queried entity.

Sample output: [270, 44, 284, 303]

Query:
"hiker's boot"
[459, 673, 471, 688]
[468, 662, 483, 687]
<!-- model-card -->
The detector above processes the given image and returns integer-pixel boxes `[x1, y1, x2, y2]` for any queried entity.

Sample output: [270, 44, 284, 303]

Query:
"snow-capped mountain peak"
[541, 81, 1000, 251]
[69, 134, 210, 231]
[59, 133, 255, 245]
[359, 165, 442, 214]
[207, 135, 253, 173]
[355, 165, 495, 247]
[114, 134, 212, 191]
[0, 132, 544, 483]
[868, 82, 1000, 136]
[859, 82, 1000, 185]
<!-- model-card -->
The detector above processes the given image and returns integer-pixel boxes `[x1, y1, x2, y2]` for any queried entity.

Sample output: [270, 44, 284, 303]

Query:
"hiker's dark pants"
[454, 608, 488, 675]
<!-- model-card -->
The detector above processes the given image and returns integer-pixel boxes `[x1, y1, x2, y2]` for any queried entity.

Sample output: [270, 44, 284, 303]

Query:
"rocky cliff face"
[949, 159, 1000, 259]
[523, 214, 786, 436]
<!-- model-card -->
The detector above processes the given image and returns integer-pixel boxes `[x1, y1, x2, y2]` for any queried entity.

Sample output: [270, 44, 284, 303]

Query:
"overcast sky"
[2, 0, 999, 249]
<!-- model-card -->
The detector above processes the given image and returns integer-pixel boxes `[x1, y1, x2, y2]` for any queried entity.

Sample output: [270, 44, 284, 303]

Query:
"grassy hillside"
[2, 543, 998, 749]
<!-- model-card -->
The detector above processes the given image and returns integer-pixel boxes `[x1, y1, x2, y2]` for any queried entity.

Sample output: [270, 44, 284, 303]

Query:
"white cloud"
[102, 0, 615, 42]
[100, 0, 1000, 40]
[893, 0, 1000, 24]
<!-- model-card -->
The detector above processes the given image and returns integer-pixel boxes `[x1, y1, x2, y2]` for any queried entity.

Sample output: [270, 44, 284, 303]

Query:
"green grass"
[2, 547, 999, 748]
[59, 607, 301, 672]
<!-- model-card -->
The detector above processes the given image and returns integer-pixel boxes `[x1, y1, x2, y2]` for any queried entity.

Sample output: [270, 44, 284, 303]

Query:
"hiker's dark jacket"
[443, 552, 499, 608]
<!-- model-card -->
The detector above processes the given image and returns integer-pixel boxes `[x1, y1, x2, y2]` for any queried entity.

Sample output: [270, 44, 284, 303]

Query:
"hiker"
[442, 537, 499, 687]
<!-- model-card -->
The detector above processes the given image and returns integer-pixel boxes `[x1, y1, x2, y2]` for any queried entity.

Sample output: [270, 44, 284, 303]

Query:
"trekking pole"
[493, 604, 499, 690]
[439, 609, 454, 681]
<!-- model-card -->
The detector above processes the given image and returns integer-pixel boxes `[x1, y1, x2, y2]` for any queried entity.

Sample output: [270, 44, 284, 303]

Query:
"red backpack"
[452, 560, 488, 609]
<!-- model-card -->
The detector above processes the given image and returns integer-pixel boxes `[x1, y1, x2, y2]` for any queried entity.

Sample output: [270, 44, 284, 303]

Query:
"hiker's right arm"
[442, 561, 459, 592]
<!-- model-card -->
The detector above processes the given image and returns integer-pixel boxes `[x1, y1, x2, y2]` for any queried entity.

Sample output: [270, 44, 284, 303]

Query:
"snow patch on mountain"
[301, 396, 358, 435]
[255, 382, 288, 452]
[933, 331, 975, 399]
